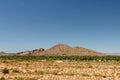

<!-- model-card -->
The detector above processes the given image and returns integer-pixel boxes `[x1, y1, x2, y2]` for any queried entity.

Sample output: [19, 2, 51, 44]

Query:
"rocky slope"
[17, 48, 45, 56]
[16, 44, 105, 56]
[44, 44, 104, 56]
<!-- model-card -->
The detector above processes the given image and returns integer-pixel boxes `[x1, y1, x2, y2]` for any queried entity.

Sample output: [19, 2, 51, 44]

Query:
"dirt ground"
[0, 60, 120, 80]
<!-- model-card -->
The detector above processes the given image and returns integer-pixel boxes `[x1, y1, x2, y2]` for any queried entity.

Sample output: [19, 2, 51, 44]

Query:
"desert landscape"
[0, 0, 120, 80]
[0, 44, 120, 80]
[0, 58, 120, 80]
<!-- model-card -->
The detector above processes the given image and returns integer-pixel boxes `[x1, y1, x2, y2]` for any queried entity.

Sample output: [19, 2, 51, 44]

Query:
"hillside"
[0, 51, 8, 56]
[17, 48, 45, 56]
[17, 44, 105, 56]
[44, 44, 104, 56]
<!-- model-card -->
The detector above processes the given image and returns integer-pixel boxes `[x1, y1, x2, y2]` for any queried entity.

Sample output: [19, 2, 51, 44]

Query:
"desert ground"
[0, 60, 120, 80]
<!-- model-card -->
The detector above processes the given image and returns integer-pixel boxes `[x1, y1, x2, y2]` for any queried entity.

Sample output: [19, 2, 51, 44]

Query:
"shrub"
[0, 77, 5, 80]
[88, 65, 93, 68]
[63, 73, 74, 76]
[81, 73, 91, 77]
[2, 68, 9, 74]
[12, 69, 19, 73]
[15, 77, 24, 80]
[94, 74, 107, 78]
[36, 71, 45, 75]
[52, 71, 58, 75]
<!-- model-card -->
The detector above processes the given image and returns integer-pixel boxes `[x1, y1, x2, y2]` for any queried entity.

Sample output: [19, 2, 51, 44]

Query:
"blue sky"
[0, 0, 120, 54]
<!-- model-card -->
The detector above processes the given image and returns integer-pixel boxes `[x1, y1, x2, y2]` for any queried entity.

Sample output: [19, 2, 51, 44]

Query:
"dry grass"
[0, 60, 119, 80]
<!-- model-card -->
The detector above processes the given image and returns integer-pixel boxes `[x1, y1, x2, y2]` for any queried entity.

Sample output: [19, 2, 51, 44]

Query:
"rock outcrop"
[17, 48, 45, 56]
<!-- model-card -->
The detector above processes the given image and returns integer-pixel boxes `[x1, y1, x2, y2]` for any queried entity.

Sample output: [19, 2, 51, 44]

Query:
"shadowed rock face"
[17, 48, 45, 56]
[16, 43, 105, 56]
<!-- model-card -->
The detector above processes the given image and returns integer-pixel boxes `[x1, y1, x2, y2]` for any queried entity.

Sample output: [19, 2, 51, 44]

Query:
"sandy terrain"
[0, 60, 120, 80]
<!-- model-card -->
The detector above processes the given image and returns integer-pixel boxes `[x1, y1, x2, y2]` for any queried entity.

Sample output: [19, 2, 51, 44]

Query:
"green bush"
[0, 56, 119, 61]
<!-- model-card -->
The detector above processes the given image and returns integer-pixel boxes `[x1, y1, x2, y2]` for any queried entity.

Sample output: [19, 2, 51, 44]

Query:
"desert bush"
[94, 74, 107, 78]
[36, 70, 45, 75]
[81, 73, 91, 77]
[2, 68, 9, 74]
[2, 60, 8, 63]
[25, 63, 29, 67]
[52, 71, 58, 75]
[62, 73, 74, 76]
[15, 77, 24, 80]
[12, 69, 19, 73]
[88, 65, 93, 68]
[0, 77, 5, 80]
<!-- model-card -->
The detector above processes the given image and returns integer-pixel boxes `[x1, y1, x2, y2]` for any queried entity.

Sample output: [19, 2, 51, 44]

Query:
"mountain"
[0, 51, 9, 56]
[16, 43, 105, 56]
[43, 44, 104, 56]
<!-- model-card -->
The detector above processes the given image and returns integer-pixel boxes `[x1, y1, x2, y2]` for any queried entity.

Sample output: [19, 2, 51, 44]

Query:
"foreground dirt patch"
[0, 60, 119, 80]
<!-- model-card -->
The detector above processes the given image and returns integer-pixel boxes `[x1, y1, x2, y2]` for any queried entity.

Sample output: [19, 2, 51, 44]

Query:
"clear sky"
[0, 0, 120, 54]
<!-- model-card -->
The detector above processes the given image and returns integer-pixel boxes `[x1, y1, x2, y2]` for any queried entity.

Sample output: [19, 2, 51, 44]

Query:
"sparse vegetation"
[15, 77, 24, 80]
[36, 70, 45, 75]
[0, 56, 119, 80]
[81, 73, 91, 77]
[0, 56, 119, 61]
[0, 77, 5, 80]
[88, 65, 93, 68]
[52, 71, 58, 75]
[94, 73, 107, 78]
[12, 69, 19, 73]
[62, 73, 75, 76]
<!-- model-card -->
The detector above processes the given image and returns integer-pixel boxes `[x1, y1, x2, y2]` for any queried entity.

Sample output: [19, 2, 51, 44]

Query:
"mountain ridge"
[16, 43, 105, 56]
